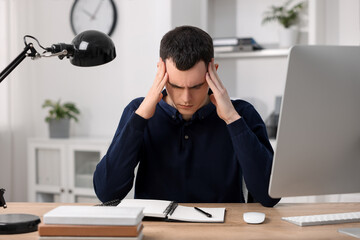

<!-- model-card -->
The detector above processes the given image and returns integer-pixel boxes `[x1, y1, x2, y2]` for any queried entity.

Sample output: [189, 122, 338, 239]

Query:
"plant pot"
[279, 26, 299, 48]
[49, 118, 70, 138]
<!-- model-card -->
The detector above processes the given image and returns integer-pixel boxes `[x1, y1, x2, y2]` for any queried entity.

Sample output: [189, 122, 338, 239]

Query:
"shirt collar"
[159, 89, 216, 122]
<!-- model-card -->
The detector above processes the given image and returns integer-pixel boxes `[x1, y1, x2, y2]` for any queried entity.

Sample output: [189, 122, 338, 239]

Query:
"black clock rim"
[70, 0, 118, 37]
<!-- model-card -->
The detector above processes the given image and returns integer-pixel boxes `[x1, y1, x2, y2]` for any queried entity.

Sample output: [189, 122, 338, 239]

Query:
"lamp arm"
[0, 43, 36, 84]
[0, 188, 6, 209]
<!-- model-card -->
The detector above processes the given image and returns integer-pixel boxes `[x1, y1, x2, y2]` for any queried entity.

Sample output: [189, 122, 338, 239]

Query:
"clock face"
[70, 0, 117, 36]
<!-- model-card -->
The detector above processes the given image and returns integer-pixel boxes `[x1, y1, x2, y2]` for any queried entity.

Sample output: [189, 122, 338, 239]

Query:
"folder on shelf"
[213, 37, 263, 52]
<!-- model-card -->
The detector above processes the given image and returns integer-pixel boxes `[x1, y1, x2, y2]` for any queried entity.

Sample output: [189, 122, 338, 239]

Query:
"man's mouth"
[178, 104, 193, 109]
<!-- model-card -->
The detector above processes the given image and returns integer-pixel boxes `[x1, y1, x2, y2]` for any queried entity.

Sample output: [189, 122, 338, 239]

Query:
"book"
[117, 199, 225, 223]
[213, 37, 263, 52]
[214, 45, 253, 53]
[213, 37, 254, 46]
[38, 223, 143, 237]
[43, 206, 144, 226]
[38, 233, 143, 240]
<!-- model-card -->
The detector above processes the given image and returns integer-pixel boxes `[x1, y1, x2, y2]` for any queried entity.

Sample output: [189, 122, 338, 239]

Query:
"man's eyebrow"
[168, 81, 206, 89]
[168, 81, 183, 89]
[189, 82, 206, 89]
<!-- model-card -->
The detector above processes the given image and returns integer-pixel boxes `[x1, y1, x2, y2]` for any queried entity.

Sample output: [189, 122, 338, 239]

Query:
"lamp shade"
[70, 30, 116, 67]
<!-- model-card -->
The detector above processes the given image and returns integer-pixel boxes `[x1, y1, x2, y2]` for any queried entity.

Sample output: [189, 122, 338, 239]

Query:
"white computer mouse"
[243, 212, 266, 224]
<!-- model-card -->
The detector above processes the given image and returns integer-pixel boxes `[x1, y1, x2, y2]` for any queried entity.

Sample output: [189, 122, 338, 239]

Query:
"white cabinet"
[28, 138, 110, 203]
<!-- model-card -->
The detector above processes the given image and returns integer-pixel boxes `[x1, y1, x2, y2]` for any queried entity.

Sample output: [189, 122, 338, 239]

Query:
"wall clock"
[70, 0, 117, 36]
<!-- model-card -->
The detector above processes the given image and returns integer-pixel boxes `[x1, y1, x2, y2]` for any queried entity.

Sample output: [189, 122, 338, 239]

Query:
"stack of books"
[213, 37, 263, 53]
[39, 206, 144, 240]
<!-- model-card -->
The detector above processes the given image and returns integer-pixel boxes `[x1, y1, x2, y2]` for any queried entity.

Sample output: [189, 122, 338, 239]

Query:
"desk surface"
[1, 202, 360, 239]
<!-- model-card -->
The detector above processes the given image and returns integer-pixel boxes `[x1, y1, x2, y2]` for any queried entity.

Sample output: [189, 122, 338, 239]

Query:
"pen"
[194, 207, 212, 218]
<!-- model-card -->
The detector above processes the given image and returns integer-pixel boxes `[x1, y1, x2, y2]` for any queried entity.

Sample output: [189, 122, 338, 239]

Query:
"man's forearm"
[93, 111, 147, 202]
[228, 117, 280, 207]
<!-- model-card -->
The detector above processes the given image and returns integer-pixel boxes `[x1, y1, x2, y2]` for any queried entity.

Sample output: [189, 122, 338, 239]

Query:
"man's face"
[165, 59, 210, 121]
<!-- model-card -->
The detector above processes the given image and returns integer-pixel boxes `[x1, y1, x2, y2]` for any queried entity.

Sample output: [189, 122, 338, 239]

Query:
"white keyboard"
[282, 212, 360, 226]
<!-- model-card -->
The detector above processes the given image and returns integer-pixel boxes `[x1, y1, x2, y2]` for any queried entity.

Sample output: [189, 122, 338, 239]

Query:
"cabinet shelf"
[215, 48, 290, 59]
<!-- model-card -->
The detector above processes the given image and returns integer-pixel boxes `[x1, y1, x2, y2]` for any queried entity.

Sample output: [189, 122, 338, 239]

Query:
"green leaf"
[42, 99, 80, 123]
[262, 0, 304, 28]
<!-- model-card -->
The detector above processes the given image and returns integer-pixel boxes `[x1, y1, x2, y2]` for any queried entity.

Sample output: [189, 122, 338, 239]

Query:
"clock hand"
[82, 8, 94, 19]
[92, 0, 105, 19]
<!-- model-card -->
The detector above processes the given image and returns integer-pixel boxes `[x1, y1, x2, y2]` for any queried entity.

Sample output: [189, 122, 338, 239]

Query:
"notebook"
[38, 233, 143, 240]
[38, 223, 143, 237]
[117, 199, 225, 223]
[43, 206, 144, 226]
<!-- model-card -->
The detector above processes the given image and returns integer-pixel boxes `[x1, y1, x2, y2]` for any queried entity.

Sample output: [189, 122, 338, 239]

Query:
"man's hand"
[135, 58, 168, 119]
[206, 58, 241, 124]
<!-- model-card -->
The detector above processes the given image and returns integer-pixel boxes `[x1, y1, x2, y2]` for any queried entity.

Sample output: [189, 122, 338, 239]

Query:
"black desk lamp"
[0, 30, 116, 83]
[0, 30, 116, 234]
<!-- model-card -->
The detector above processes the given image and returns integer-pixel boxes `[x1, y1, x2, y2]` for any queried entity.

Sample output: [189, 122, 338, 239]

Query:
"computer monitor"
[269, 45, 360, 199]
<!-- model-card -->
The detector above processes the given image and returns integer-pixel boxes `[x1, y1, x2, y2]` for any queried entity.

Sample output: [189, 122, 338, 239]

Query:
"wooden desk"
[1, 202, 360, 239]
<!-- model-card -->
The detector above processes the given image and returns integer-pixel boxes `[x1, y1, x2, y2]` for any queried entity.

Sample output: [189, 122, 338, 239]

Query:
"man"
[93, 26, 280, 207]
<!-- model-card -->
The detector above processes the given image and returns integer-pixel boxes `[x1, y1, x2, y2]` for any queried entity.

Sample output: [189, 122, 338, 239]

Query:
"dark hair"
[160, 26, 214, 71]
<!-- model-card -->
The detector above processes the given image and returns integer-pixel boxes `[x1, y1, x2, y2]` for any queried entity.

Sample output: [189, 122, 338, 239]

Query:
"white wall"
[338, 0, 360, 45]
[309, 0, 360, 45]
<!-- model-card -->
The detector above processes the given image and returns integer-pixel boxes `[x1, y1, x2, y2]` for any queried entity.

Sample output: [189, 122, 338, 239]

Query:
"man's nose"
[182, 89, 191, 103]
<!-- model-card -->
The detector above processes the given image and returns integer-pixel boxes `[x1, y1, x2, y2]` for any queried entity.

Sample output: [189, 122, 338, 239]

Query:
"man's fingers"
[207, 61, 220, 90]
[208, 60, 224, 90]
[209, 94, 217, 106]
[159, 72, 168, 90]
[155, 60, 166, 84]
[206, 72, 217, 92]
[158, 60, 165, 74]
[158, 93, 164, 103]
[207, 67, 222, 94]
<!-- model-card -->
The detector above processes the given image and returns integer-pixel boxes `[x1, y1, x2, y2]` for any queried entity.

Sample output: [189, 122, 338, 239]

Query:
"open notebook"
[117, 199, 225, 223]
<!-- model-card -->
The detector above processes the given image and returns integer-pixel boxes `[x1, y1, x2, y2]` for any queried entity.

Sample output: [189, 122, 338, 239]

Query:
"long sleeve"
[93, 98, 147, 203]
[227, 103, 280, 207]
[94, 96, 280, 206]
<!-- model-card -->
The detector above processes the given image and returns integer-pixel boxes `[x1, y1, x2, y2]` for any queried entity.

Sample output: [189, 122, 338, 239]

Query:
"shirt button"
[172, 115, 175, 119]
[184, 135, 189, 140]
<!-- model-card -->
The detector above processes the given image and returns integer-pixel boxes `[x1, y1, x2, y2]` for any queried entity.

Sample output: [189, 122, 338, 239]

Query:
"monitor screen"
[269, 45, 360, 198]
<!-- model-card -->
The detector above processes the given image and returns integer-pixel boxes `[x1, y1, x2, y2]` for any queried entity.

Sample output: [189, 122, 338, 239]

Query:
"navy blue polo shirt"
[93, 91, 280, 207]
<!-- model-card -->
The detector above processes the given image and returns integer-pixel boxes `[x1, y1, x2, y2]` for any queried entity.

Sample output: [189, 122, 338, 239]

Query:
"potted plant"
[42, 99, 80, 138]
[262, 0, 304, 48]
